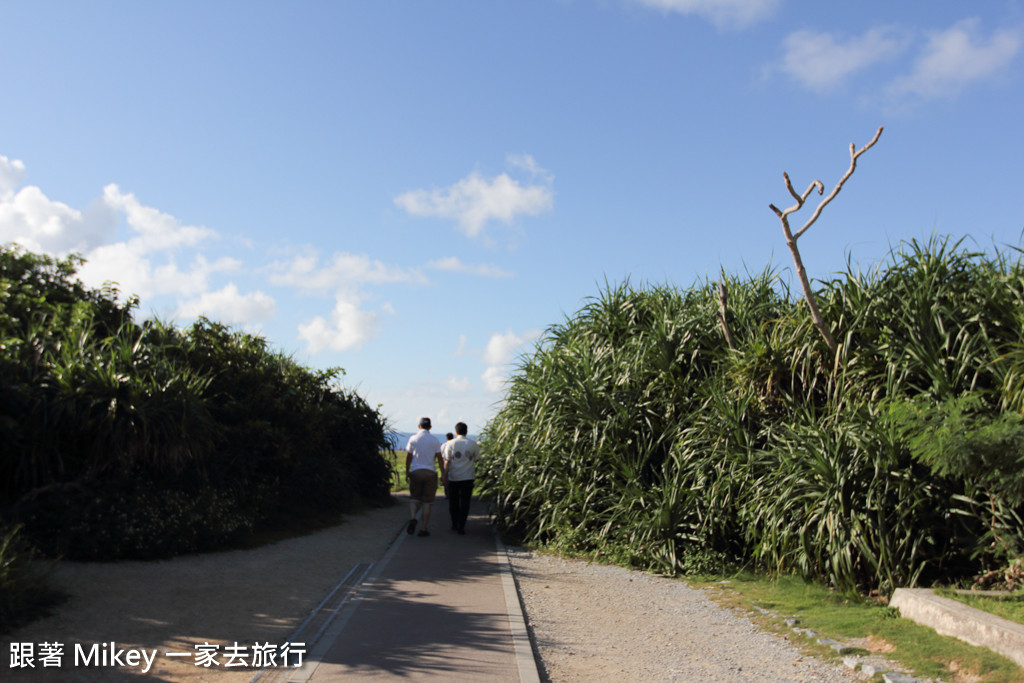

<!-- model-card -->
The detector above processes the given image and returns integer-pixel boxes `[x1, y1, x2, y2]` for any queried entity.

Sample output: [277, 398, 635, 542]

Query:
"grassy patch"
[938, 590, 1024, 626]
[690, 572, 1024, 682]
[385, 450, 409, 491]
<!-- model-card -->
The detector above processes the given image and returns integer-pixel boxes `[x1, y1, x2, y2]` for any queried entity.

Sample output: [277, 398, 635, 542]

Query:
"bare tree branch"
[717, 278, 735, 351]
[793, 127, 883, 241]
[768, 126, 884, 358]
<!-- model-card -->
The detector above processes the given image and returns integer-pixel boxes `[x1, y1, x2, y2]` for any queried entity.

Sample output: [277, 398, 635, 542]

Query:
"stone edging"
[890, 588, 1024, 669]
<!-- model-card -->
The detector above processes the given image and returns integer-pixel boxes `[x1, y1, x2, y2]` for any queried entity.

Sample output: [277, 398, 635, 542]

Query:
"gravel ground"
[507, 547, 865, 683]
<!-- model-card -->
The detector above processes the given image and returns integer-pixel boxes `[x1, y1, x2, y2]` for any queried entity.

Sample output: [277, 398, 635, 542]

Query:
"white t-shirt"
[405, 430, 441, 472]
[443, 435, 480, 481]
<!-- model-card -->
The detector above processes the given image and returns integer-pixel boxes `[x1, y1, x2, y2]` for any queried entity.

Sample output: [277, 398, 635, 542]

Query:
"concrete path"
[287, 504, 539, 683]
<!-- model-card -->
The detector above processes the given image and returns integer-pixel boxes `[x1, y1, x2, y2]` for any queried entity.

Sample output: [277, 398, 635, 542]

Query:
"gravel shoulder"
[508, 548, 862, 683]
[8, 501, 863, 682]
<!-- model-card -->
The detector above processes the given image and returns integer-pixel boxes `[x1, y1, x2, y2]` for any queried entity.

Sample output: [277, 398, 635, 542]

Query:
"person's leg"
[456, 480, 474, 532]
[417, 471, 439, 536]
[448, 484, 459, 530]
[408, 500, 420, 534]
[408, 470, 427, 534]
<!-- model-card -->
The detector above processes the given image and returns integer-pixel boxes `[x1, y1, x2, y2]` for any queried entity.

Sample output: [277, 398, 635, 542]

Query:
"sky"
[2, 1, 1023, 434]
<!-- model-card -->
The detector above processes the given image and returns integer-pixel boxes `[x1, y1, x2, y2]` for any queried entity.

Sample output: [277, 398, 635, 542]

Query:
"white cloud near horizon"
[888, 19, 1021, 99]
[270, 249, 426, 292]
[298, 290, 382, 353]
[0, 156, 27, 196]
[780, 27, 908, 92]
[444, 376, 474, 393]
[0, 156, 118, 256]
[481, 328, 541, 393]
[77, 246, 241, 301]
[102, 185, 214, 252]
[175, 283, 276, 326]
[270, 249, 422, 355]
[0, 154, 278, 331]
[632, 0, 779, 29]
[394, 156, 554, 239]
[428, 256, 514, 278]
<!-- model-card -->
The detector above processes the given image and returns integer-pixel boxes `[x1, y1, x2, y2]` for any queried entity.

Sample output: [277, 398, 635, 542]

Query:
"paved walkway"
[287, 503, 539, 683]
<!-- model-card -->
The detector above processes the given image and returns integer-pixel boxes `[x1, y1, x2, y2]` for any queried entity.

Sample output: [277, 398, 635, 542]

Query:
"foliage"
[0, 242, 395, 563]
[0, 524, 63, 634]
[482, 236, 1024, 594]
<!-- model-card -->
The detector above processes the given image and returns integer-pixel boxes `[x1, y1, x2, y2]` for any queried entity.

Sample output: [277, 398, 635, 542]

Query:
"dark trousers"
[447, 479, 475, 531]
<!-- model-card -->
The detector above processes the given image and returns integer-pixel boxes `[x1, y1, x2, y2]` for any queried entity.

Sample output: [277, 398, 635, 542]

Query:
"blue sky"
[2, 1, 1022, 433]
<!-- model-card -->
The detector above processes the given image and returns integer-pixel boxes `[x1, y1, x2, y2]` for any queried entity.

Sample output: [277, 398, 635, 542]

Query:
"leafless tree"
[717, 277, 736, 351]
[769, 126, 884, 357]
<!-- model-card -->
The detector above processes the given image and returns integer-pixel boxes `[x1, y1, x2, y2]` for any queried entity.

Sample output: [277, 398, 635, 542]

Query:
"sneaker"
[407, 519, 417, 535]
[417, 529, 430, 537]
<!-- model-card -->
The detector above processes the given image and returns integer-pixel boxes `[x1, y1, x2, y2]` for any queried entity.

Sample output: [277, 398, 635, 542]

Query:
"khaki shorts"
[409, 469, 439, 503]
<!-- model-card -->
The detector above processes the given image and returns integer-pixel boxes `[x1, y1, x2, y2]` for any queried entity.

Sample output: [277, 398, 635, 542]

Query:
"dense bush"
[0, 243, 394, 563]
[481, 236, 1024, 594]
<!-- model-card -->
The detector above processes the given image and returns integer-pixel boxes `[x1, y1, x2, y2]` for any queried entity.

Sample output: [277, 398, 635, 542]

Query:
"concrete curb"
[495, 535, 542, 683]
[890, 588, 1024, 668]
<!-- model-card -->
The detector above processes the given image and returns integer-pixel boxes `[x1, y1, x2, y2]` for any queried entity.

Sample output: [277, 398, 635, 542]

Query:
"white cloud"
[454, 333, 468, 356]
[270, 249, 425, 292]
[780, 27, 907, 92]
[481, 366, 508, 394]
[444, 376, 474, 393]
[888, 19, 1021, 99]
[484, 329, 540, 365]
[394, 160, 554, 239]
[175, 283, 276, 326]
[507, 153, 554, 183]
[632, 0, 779, 29]
[298, 291, 378, 353]
[76, 245, 239, 301]
[0, 155, 27, 197]
[0, 155, 226, 303]
[272, 249, 420, 354]
[481, 328, 541, 394]
[102, 184, 214, 252]
[0, 158, 118, 255]
[427, 256, 514, 278]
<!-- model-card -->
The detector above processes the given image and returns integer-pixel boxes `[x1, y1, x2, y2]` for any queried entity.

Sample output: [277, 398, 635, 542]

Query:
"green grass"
[385, 450, 408, 491]
[691, 571, 1024, 682]
[938, 589, 1024, 626]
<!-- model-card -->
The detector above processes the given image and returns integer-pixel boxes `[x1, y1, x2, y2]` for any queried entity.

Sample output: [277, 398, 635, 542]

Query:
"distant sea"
[387, 430, 478, 449]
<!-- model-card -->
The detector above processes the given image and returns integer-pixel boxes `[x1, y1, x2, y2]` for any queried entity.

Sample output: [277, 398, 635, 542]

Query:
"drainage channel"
[250, 561, 374, 683]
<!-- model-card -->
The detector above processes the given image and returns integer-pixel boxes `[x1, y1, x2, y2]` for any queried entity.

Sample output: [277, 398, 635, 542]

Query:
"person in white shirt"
[404, 417, 443, 537]
[441, 422, 480, 535]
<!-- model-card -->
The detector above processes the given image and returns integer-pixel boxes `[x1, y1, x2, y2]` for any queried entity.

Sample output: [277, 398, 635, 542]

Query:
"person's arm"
[437, 451, 446, 484]
[405, 451, 413, 481]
